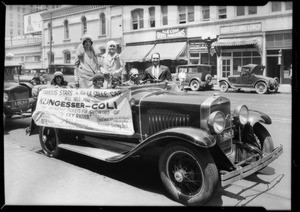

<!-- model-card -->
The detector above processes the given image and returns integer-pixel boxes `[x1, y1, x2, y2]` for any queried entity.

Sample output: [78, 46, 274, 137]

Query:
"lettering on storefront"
[220, 23, 262, 34]
[156, 27, 186, 40]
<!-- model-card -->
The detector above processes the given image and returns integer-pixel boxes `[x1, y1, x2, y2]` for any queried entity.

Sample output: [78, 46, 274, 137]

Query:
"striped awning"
[120, 44, 155, 62]
[213, 38, 262, 56]
[145, 42, 187, 61]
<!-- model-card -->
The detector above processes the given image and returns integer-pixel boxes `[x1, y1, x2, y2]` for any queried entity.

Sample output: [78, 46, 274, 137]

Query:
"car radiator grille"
[148, 109, 191, 135]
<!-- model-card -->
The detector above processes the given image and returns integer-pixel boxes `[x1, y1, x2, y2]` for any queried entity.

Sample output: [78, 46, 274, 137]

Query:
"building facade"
[40, 5, 123, 68]
[120, 3, 293, 83]
[5, 3, 293, 84]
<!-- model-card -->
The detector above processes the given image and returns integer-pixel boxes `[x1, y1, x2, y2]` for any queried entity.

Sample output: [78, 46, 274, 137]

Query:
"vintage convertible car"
[218, 64, 279, 94]
[3, 61, 35, 127]
[34, 82, 283, 206]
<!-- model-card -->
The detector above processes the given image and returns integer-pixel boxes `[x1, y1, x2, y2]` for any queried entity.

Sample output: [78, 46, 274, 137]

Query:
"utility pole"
[49, 12, 53, 66]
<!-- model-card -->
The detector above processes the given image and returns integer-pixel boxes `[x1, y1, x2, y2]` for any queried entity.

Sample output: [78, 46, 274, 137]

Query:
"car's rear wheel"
[159, 143, 219, 206]
[219, 81, 229, 92]
[190, 80, 200, 91]
[255, 82, 267, 94]
[39, 126, 61, 158]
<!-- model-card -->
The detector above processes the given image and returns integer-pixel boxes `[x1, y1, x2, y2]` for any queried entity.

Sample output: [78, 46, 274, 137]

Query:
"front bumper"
[220, 144, 283, 187]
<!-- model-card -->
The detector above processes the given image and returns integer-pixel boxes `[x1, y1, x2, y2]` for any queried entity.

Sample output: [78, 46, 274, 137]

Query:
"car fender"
[106, 127, 216, 163]
[188, 77, 201, 85]
[253, 79, 269, 88]
[19, 82, 34, 90]
[219, 78, 232, 88]
[248, 109, 272, 126]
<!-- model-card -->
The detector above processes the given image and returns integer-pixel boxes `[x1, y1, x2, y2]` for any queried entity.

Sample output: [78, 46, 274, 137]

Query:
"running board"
[58, 143, 125, 162]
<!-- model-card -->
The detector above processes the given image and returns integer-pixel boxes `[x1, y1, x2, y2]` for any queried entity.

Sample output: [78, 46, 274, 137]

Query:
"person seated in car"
[92, 73, 105, 89]
[110, 75, 122, 89]
[141, 52, 172, 83]
[51, 71, 68, 88]
[30, 77, 41, 86]
[123, 68, 141, 86]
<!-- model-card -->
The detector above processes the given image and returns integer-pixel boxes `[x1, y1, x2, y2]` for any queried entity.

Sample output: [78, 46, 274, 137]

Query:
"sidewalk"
[212, 80, 291, 94]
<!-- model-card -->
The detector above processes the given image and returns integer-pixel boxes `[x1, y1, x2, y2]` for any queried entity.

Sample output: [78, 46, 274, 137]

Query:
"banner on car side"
[32, 88, 134, 135]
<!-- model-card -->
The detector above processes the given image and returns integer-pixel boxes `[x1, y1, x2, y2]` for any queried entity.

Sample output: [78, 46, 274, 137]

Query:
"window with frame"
[271, 2, 282, 12]
[161, 6, 168, 25]
[131, 9, 144, 30]
[64, 51, 71, 63]
[232, 51, 261, 75]
[248, 6, 257, 14]
[81, 16, 87, 35]
[286, 2, 293, 10]
[100, 13, 106, 35]
[64, 20, 69, 39]
[189, 52, 200, 64]
[149, 7, 155, 28]
[178, 6, 194, 24]
[202, 6, 210, 20]
[237, 6, 245, 16]
[218, 6, 227, 19]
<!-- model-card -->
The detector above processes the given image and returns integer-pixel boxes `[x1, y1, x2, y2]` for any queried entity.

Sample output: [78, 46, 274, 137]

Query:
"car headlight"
[3, 93, 9, 102]
[207, 111, 225, 134]
[233, 105, 249, 125]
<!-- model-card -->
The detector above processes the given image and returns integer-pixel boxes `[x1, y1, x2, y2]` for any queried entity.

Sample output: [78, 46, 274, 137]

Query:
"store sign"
[156, 27, 186, 40]
[220, 23, 262, 34]
[189, 42, 207, 50]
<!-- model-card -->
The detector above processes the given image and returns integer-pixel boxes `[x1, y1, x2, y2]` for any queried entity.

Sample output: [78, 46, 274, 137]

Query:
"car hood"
[141, 91, 209, 106]
[4, 82, 21, 91]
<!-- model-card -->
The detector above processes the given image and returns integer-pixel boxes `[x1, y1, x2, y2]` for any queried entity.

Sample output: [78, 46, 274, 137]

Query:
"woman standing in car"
[74, 34, 99, 88]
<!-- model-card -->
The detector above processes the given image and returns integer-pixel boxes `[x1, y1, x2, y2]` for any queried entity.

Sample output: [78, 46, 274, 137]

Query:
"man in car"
[141, 52, 172, 83]
[123, 68, 141, 86]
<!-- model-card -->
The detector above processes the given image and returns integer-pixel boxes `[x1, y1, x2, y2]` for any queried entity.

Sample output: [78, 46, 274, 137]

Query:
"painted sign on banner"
[32, 88, 134, 135]
[156, 27, 186, 40]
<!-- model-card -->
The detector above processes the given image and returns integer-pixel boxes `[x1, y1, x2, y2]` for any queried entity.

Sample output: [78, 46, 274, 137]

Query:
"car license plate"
[218, 129, 234, 142]
[12, 100, 29, 107]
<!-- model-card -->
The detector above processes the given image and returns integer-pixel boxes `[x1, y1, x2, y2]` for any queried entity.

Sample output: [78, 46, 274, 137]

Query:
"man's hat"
[129, 68, 139, 76]
[92, 74, 104, 81]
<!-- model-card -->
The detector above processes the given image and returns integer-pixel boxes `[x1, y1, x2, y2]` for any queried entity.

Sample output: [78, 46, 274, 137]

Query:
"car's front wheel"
[190, 79, 200, 91]
[255, 82, 267, 94]
[159, 143, 219, 206]
[219, 81, 229, 92]
[39, 126, 61, 158]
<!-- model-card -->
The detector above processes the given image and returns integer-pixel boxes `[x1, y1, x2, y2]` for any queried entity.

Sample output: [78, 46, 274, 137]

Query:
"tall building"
[5, 5, 61, 37]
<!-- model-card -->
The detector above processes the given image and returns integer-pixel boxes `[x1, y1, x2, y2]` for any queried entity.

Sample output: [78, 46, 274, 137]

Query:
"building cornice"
[41, 5, 109, 20]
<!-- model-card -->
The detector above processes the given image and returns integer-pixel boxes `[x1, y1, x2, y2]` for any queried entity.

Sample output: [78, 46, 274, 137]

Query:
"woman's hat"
[82, 34, 93, 45]
[53, 71, 63, 78]
[106, 40, 117, 47]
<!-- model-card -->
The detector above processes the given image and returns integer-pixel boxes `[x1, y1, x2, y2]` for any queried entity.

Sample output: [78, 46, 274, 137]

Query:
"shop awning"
[145, 42, 187, 61]
[120, 44, 155, 62]
[213, 37, 262, 56]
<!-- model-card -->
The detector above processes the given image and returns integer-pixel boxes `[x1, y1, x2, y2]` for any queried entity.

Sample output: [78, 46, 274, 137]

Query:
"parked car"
[175, 64, 214, 91]
[3, 61, 35, 127]
[19, 68, 48, 84]
[218, 64, 280, 94]
[34, 82, 282, 206]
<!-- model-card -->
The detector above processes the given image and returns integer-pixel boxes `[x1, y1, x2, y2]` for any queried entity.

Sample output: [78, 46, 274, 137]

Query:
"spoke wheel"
[159, 143, 218, 206]
[190, 80, 200, 91]
[39, 126, 61, 157]
[255, 82, 267, 94]
[219, 81, 229, 92]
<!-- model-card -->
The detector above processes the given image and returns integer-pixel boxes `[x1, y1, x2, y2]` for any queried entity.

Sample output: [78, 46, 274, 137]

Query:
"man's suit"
[142, 65, 172, 82]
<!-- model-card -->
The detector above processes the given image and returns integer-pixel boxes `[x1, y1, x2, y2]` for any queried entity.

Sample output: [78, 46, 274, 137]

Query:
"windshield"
[4, 66, 21, 81]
